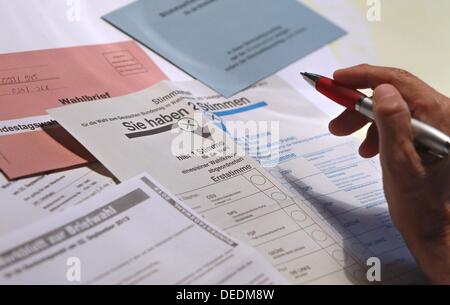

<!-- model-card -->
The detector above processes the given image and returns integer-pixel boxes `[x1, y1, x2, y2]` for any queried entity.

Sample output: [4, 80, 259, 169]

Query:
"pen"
[301, 72, 450, 157]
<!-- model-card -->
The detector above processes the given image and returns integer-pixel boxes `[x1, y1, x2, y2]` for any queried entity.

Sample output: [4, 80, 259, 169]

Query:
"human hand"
[329, 64, 450, 284]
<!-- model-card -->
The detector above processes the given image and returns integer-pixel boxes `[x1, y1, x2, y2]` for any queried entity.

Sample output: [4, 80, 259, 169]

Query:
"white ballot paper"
[0, 164, 116, 236]
[0, 173, 286, 285]
[173, 77, 424, 284]
[48, 79, 424, 284]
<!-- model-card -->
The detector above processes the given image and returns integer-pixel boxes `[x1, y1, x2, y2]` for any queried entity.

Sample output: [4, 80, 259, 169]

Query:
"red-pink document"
[0, 41, 167, 179]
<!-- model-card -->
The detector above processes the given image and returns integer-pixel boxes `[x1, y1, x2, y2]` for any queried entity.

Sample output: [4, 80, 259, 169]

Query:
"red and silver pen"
[301, 72, 450, 157]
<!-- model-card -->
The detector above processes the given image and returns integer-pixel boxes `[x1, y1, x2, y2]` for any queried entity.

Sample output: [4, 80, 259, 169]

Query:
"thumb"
[373, 84, 423, 175]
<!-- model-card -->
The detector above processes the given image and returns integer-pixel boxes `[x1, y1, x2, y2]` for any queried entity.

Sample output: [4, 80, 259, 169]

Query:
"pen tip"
[300, 72, 319, 87]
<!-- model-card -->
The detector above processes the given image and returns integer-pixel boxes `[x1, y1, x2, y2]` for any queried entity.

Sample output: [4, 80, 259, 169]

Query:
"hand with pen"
[329, 64, 450, 284]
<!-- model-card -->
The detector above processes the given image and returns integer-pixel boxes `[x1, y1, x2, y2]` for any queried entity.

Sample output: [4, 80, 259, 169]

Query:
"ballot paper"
[0, 164, 116, 237]
[165, 76, 425, 284]
[0, 173, 287, 285]
[103, 0, 345, 97]
[49, 78, 428, 284]
[49, 81, 375, 284]
[0, 41, 166, 179]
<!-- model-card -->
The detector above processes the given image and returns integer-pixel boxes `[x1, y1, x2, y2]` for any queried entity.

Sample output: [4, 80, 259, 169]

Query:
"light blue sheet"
[104, 0, 345, 97]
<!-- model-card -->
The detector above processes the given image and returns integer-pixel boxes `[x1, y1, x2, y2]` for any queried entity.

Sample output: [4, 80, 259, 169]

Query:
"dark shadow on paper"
[281, 171, 425, 284]
[42, 125, 95, 162]
[3, 125, 117, 182]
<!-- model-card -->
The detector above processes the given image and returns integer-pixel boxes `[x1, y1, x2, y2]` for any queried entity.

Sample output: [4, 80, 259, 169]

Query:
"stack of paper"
[0, 41, 166, 239]
[0, 0, 424, 285]
[0, 173, 286, 285]
[47, 77, 423, 284]
[0, 41, 167, 179]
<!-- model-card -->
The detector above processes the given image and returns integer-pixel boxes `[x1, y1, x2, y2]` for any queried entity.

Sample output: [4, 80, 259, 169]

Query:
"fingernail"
[373, 84, 409, 115]
[373, 84, 398, 103]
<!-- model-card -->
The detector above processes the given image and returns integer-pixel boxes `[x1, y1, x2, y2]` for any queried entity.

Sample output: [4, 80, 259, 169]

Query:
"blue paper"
[104, 0, 345, 97]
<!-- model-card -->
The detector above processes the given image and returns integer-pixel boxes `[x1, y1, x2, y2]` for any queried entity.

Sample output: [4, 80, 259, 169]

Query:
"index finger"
[333, 64, 435, 104]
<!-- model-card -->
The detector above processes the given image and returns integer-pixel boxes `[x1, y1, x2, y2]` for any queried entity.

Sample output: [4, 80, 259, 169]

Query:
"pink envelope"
[0, 41, 167, 179]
